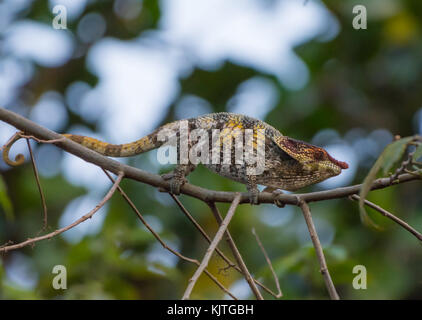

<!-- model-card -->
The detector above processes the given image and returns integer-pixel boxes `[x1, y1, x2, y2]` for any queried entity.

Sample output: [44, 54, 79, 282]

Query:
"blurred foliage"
[358, 136, 416, 227]
[1, 0, 422, 300]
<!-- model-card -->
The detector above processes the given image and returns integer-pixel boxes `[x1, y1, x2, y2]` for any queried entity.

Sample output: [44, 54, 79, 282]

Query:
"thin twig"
[207, 202, 264, 300]
[19, 134, 67, 144]
[298, 198, 339, 300]
[26, 138, 48, 231]
[182, 193, 241, 300]
[102, 169, 237, 300]
[350, 194, 422, 241]
[252, 228, 282, 298]
[169, 193, 236, 269]
[404, 168, 422, 177]
[0, 172, 124, 252]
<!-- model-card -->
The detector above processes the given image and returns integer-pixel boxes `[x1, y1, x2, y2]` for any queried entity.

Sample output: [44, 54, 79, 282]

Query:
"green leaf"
[359, 137, 412, 228]
[412, 143, 422, 162]
[381, 137, 413, 175]
[0, 175, 13, 220]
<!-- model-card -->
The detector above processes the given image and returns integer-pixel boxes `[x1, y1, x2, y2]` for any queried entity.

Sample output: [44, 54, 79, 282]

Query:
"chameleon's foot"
[248, 188, 259, 205]
[272, 189, 285, 208]
[161, 172, 186, 195]
[262, 187, 285, 207]
[170, 179, 183, 195]
[161, 164, 195, 195]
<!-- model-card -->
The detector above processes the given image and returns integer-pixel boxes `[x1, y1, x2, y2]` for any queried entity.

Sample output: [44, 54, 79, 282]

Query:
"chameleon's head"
[276, 137, 349, 186]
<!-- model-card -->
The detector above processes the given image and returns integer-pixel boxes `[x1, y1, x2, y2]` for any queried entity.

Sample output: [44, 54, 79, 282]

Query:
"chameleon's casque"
[62, 112, 348, 204]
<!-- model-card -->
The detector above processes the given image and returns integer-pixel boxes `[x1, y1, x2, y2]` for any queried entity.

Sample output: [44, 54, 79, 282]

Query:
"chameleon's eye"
[313, 149, 325, 161]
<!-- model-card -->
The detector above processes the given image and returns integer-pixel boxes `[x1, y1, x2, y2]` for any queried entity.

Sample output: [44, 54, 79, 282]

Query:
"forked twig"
[169, 193, 237, 270]
[182, 193, 241, 300]
[252, 227, 282, 298]
[207, 202, 264, 300]
[170, 194, 280, 298]
[102, 169, 237, 300]
[297, 198, 339, 300]
[0, 172, 125, 252]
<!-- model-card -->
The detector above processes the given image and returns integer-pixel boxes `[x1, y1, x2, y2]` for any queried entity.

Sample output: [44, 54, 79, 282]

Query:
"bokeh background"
[0, 0, 421, 299]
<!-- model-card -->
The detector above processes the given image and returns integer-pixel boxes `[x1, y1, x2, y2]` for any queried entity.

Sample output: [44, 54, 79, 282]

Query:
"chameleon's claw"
[169, 178, 183, 195]
[272, 189, 285, 208]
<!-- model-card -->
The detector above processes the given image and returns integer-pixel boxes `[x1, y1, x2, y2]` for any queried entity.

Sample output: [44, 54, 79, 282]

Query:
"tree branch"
[1, 108, 420, 207]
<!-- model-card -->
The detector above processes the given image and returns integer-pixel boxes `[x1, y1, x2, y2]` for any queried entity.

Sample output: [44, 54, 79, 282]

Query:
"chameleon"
[59, 112, 348, 204]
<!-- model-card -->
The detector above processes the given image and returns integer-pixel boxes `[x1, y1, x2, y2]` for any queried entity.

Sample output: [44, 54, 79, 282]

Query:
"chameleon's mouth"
[327, 153, 349, 169]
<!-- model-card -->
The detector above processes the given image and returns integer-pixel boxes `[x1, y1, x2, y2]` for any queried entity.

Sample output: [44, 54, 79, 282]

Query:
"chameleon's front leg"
[161, 164, 196, 195]
[262, 186, 285, 208]
[246, 174, 259, 205]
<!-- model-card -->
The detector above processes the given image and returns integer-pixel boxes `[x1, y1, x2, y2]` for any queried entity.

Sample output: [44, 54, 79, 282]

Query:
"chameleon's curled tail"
[2, 124, 174, 167]
[62, 130, 161, 157]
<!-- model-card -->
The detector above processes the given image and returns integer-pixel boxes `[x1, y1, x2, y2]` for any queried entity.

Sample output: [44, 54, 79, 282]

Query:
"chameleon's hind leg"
[246, 175, 259, 205]
[161, 164, 196, 195]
